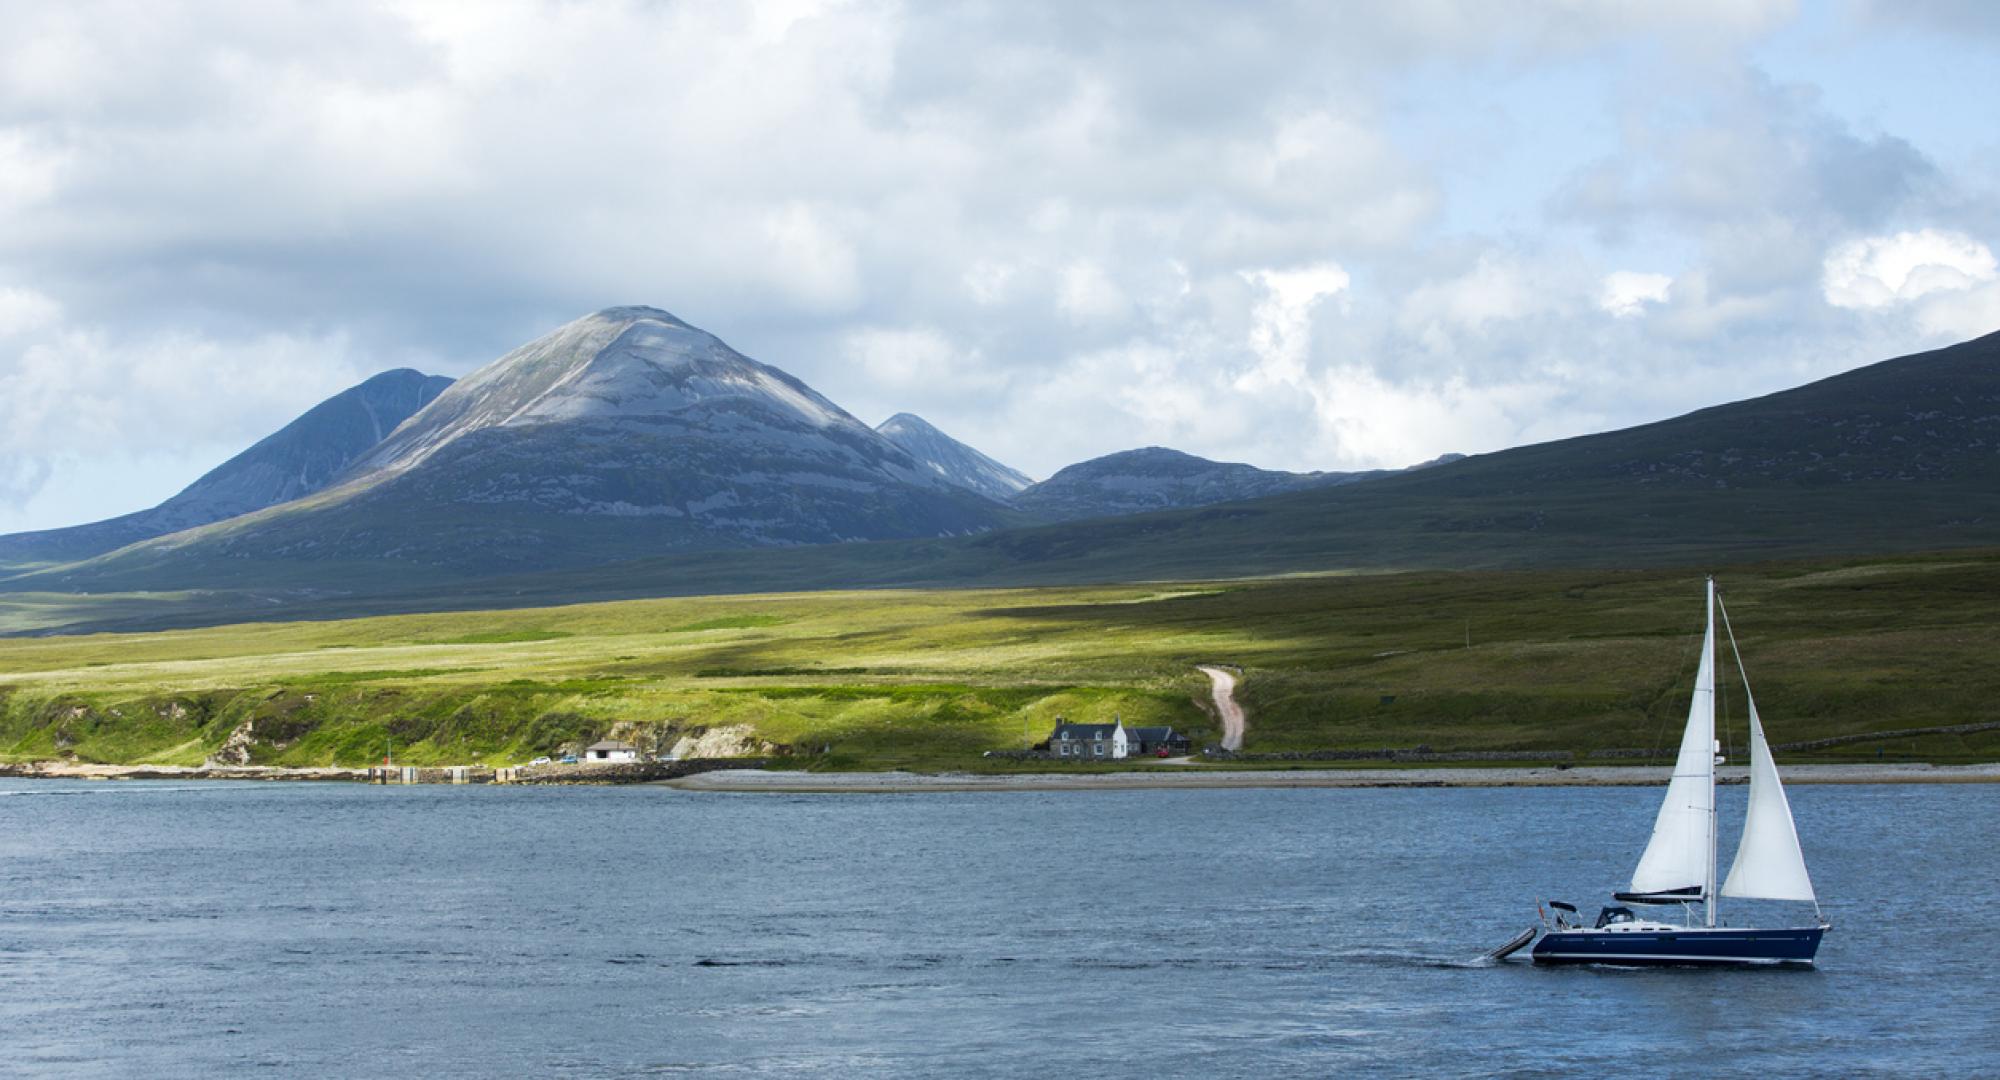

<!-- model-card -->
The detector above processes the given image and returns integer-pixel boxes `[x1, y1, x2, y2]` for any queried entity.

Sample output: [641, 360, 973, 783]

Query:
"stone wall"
[1203, 747, 1575, 763]
[497, 757, 768, 786]
[1588, 720, 2000, 760]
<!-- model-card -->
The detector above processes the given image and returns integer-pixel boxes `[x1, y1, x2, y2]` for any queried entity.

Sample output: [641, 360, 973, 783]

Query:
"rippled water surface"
[2, 779, 1995, 1077]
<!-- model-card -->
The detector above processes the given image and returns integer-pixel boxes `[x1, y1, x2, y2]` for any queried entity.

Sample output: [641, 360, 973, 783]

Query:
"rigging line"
[1713, 581, 1733, 764]
[1719, 590, 1822, 924]
[1717, 624, 1733, 766]
[1715, 592, 1760, 722]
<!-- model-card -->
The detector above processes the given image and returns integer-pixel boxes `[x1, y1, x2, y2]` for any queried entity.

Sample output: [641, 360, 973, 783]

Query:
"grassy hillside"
[4, 551, 1997, 770]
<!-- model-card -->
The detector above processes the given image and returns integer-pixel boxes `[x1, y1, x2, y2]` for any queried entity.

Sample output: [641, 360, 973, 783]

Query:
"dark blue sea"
[2, 779, 1995, 1077]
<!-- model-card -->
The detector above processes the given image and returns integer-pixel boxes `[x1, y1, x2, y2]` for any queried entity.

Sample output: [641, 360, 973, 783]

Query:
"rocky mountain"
[1010, 447, 1371, 522]
[0, 368, 451, 569]
[874, 413, 1033, 502]
[10, 326, 1998, 634]
[19, 307, 1013, 584]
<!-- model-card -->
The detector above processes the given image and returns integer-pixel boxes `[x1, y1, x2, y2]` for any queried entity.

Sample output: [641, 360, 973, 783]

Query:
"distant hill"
[0, 368, 451, 569]
[1011, 446, 1372, 522]
[875, 413, 1033, 502]
[518, 327, 2000, 593]
[959, 328, 2000, 576]
[6, 328, 1998, 635]
[5, 307, 1012, 588]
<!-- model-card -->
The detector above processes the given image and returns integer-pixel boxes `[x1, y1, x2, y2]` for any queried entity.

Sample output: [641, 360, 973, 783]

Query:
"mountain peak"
[85, 305, 1016, 572]
[1091, 446, 1207, 469]
[522, 316, 849, 428]
[590, 304, 689, 327]
[874, 412, 1032, 502]
[1014, 446, 1365, 522]
[348, 306, 876, 478]
[0, 367, 452, 568]
[358, 366, 440, 387]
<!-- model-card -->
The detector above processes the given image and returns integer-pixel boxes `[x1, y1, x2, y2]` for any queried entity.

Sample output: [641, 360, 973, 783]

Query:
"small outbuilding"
[583, 739, 639, 763]
[1125, 725, 1192, 755]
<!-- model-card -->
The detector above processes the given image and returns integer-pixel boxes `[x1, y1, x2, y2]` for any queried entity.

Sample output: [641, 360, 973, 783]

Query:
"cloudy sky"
[3, 1, 1998, 532]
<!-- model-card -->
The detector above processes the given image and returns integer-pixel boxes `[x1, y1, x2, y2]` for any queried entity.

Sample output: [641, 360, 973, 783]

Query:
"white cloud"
[1399, 255, 1554, 356]
[1056, 261, 1130, 323]
[1551, 67, 1939, 299]
[838, 324, 1005, 400]
[1913, 280, 2000, 341]
[1821, 229, 1998, 310]
[0, 455, 52, 509]
[0, 313, 371, 509]
[1102, 342, 1217, 435]
[844, 326, 956, 387]
[1238, 264, 1349, 391]
[761, 203, 863, 314]
[1599, 271, 1673, 317]
[0, 130, 69, 214]
[1305, 365, 1561, 468]
[0, 1, 1996, 529]
[0, 287, 62, 337]
[962, 260, 1018, 305]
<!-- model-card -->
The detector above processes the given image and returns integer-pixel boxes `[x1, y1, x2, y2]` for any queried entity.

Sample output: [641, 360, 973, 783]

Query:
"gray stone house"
[1052, 720, 1128, 759]
[1050, 719, 1191, 759]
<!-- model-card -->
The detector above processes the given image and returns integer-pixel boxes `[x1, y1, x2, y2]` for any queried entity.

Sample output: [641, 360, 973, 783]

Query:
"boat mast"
[1705, 576, 1719, 930]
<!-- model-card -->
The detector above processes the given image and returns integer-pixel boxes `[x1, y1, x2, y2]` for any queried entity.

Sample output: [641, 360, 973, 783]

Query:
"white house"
[583, 739, 639, 763]
[1050, 719, 1128, 759]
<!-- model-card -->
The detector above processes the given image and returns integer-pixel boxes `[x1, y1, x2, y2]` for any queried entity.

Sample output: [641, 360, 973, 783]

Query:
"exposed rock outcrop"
[668, 724, 774, 759]
[208, 719, 256, 766]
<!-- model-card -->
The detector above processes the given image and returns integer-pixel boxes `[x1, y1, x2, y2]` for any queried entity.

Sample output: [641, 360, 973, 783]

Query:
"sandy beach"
[662, 762, 2000, 793]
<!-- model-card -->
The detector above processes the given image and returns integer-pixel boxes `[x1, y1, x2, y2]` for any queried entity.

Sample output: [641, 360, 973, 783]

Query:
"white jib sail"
[1721, 703, 1817, 901]
[1629, 584, 1717, 896]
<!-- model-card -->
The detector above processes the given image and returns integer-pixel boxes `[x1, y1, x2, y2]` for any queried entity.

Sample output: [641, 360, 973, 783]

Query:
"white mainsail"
[1720, 644, 1817, 903]
[1628, 580, 1717, 898]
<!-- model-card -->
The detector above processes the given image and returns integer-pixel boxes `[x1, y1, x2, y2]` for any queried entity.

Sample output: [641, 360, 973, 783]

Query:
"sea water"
[1, 779, 1994, 1077]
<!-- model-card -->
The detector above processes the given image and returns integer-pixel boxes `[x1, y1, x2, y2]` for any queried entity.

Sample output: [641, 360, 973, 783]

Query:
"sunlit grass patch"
[3, 550, 1998, 768]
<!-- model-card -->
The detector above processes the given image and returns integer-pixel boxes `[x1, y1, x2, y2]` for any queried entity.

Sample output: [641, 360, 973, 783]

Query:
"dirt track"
[1198, 664, 1245, 751]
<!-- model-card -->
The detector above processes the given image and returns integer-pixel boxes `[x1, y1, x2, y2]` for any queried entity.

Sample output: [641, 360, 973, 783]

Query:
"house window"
[1094, 744, 1104, 756]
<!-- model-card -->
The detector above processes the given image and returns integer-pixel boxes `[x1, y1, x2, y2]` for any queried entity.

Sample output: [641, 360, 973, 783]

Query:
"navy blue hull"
[1531, 926, 1824, 966]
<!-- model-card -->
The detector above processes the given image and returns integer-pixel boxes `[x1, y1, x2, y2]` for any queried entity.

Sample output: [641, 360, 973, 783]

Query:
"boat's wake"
[1320, 947, 1520, 971]
[686, 952, 1483, 974]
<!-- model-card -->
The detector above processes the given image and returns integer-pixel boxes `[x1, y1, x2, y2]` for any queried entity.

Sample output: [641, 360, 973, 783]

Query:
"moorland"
[5, 549, 1996, 771]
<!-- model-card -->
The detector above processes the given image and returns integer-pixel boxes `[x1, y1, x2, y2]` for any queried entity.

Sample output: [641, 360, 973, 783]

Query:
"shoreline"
[6, 760, 1997, 791]
[661, 762, 2000, 793]
[0, 761, 372, 782]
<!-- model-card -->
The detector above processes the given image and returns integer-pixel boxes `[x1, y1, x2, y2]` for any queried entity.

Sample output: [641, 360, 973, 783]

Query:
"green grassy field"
[3, 550, 1997, 770]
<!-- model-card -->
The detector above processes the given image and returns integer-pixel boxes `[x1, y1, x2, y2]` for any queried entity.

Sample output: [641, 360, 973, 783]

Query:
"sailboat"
[1530, 578, 1829, 966]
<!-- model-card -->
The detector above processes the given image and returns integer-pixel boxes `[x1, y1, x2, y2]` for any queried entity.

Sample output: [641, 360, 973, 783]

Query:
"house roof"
[1052, 722, 1122, 740]
[585, 740, 636, 751]
[1127, 726, 1178, 742]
